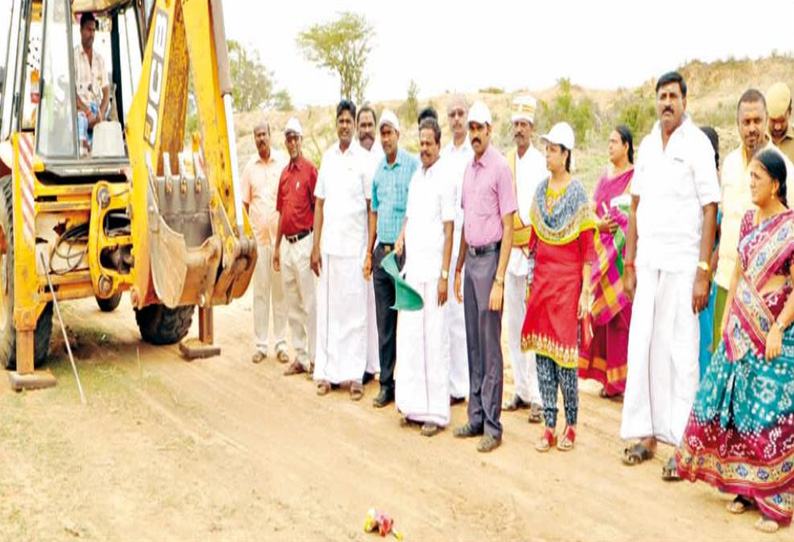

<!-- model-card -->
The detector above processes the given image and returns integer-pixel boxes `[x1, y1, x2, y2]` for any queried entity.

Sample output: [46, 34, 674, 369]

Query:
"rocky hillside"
[235, 55, 794, 193]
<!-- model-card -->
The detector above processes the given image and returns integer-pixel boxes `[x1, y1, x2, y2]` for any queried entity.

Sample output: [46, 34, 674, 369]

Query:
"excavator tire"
[0, 176, 53, 370]
[135, 304, 194, 345]
[96, 292, 122, 312]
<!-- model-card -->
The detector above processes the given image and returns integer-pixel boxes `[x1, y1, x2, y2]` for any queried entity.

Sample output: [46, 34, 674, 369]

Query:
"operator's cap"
[378, 109, 400, 132]
[540, 122, 575, 150]
[767, 82, 792, 118]
[467, 100, 492, 126]
[511, 95, 537, 124]
[284, 117, 302, 137]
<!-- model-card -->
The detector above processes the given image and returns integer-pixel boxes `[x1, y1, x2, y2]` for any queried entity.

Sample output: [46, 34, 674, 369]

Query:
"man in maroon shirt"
[274, 117, 318, 376]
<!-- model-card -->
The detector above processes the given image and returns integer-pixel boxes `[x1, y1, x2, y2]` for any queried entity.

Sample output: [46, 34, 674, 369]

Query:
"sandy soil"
[0, 292, 787, 541]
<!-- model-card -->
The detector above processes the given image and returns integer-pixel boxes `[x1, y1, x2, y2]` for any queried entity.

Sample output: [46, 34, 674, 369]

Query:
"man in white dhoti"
[357, 105, 384, 384]
[311, 99, 372, 401]
[440, 94, 473, 404]
[502, 96, 545, 424]
[620, 72, 720, 478]
[394, 117, 455, 436]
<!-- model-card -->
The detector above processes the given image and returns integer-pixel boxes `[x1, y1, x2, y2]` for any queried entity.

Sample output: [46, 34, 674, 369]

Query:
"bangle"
[776, 320, 787, 332]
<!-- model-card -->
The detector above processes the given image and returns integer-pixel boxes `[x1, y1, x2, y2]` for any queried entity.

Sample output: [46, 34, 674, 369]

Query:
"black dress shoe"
[372, 389, 394, 408]
[362, 371, 376, 385]
[450, 395, 466, 406]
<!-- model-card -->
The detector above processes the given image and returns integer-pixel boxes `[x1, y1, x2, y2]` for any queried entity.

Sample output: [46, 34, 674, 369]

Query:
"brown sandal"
[622, 442, 654, 465]
[283, 361, 306, 376]
[316, 380, 331, 396]
[350, 381, 364, 401]
[726, 496, 755, 515]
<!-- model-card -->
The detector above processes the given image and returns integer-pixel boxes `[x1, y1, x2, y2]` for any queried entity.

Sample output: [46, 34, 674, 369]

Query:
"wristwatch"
[776, 320, 787, 332]
[441, 269, 449, 280]
[697, 261, 710, 273]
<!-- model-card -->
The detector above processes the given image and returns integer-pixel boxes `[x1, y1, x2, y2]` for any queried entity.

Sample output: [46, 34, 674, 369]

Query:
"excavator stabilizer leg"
[178, 307, 220, 360]
[7, 331, 55, 391]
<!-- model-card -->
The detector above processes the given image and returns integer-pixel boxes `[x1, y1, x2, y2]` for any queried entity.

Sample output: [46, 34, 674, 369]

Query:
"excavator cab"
[0, 0, 256, 387]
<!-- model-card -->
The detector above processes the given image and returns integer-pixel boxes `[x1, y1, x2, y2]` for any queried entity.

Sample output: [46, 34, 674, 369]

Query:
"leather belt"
[285, 229, 312, 244]
[467, 241, 500, 256]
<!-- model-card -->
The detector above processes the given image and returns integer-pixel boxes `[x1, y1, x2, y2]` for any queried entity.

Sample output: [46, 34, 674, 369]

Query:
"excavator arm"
[125, 0, 256, 316]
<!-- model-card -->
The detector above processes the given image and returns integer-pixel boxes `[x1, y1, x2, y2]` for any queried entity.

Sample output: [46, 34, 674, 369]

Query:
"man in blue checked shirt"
[364, 109, 420, 408]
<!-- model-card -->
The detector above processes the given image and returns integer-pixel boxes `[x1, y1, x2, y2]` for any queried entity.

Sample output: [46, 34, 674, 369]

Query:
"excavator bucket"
[145, 153, 225, 309]
[124, 0, 258, 359]
[148, 213, 188, 308]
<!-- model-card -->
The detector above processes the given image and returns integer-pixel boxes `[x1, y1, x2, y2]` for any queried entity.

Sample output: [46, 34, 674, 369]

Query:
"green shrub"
[536, 79, 597, 145]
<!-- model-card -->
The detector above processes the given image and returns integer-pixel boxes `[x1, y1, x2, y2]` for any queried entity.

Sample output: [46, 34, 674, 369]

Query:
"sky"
[224, 0, 794, 108]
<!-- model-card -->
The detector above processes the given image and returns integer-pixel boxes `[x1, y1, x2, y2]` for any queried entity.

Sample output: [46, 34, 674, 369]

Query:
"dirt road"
[0, 293, 786, 541]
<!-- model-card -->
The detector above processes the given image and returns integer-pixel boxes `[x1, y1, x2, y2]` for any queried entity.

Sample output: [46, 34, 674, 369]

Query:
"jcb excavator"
[0, 0, 256, 389]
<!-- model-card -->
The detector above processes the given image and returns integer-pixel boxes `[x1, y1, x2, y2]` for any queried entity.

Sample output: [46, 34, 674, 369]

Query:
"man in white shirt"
[440, 94, 473, 404]
[713, 89, 794, 338]
[241, 120, 288, 364]
[621, 72, 720, 479]
[395, 117, 455, 437]
[74, 12, 109, 153]
[312, 100, 372, 401]
[502, 96, 545, 424]
[357, 105, 383, 384]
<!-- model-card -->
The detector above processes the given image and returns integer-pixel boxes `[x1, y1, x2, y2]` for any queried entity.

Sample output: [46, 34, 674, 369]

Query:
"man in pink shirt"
[453, 101, 517, 453]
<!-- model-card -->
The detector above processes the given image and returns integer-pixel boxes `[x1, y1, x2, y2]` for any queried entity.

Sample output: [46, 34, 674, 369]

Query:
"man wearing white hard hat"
[242, 118, 288, 365]
[620, 72, 719, 479]
[767, 82, 794, 164]
[274, 117, 318, 376]
[502, 96, 546, 423]
[452, 100, 517, 453]
[440, 94, 473, 405]
[365, 109, 419, 408]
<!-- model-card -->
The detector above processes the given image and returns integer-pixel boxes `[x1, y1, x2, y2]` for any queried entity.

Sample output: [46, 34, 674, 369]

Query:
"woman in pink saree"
[677, 150, 794, 534]
[578, 126, 634, 397]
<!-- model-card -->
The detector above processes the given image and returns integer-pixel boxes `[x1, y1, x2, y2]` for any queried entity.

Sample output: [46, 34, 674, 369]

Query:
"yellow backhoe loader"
[0, 0, 256, 389]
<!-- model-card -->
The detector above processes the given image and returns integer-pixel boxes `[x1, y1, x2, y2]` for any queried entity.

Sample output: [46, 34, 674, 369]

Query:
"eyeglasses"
[448, 109, 466, 119]
[286, 134, 301, 142]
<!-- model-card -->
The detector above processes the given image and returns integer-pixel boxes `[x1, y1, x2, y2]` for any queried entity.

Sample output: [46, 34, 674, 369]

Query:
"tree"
[615, 93, 657, 140]
[227, 40, 292, 112]
[399, 79, 419, 126]
[297, 12, 375, 104]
